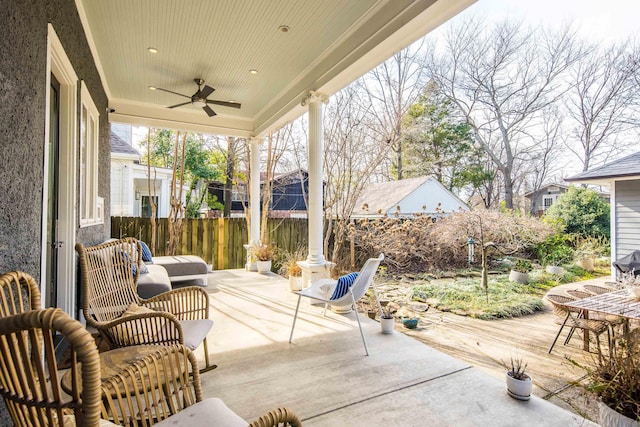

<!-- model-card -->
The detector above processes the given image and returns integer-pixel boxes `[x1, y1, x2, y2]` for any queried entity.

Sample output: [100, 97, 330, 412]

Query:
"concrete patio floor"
[195, 269, 596, 426]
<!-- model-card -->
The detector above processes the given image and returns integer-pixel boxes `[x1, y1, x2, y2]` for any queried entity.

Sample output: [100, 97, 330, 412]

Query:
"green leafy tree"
[402, 84, 494, 196]
[544, 186, 610, 238]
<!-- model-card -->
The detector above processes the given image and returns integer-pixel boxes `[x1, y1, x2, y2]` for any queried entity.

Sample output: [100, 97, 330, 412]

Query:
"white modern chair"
[289, 253, 384, 356]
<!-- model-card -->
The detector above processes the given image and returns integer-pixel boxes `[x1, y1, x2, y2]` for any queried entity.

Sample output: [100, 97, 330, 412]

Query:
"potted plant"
[585, 335, 640, 426]
[251, 244, 274, 274]
[575, 237, 599, 272]
[380, 306, 394, 334]
[285, 259, 303, 291]
[505, 357, 533, 401]
[509, 259, 532, 284]
[544, 246, 573, 276]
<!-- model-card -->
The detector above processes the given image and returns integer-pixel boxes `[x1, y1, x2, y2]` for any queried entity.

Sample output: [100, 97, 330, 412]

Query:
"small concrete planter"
[256, 260, 272, 274]
[289, 276, 303, 292]
[545, 265, 565, 275]
[576, 257, 595, 271]
[380, 316, 394, 334]
[598, 401, 640, 427]
[506, 372, 532, 401]
[509, 270, 529, 284]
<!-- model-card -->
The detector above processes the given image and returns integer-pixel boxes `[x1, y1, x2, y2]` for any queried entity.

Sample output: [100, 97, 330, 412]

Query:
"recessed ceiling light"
[148, 86, 157, 90]
[278, 25, 290, 33]
[249, 69, 258, 75]
[147, 47, 158, 54]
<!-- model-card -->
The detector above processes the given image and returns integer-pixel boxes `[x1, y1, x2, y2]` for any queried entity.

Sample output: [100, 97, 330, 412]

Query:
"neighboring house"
[352, 176, 469, 219]
[207, 169, 315, 218]
[524, 184, 570, 216]
[566, 151, 640, 280]
[110, 126, 187, 218]
[525, 183, 610, 217]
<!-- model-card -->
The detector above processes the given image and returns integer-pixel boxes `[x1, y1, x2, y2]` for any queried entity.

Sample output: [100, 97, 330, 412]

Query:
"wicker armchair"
[546, 293, 610, 355]
[0, 270, 41, 316]
[101, 345, 302, 427]
[0, 308, 118, 426]
[76, 238, 215, 372]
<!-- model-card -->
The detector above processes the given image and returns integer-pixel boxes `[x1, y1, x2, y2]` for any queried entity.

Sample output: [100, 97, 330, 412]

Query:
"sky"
[467, 0, 640, 44]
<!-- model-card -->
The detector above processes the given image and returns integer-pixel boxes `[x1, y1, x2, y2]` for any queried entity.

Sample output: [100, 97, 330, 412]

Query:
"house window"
[79, 82, 101, 226]
[543, 196, 554, 210]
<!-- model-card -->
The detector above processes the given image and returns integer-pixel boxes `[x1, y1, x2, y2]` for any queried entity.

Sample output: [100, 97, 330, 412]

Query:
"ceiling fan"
[154, 78, 241, 117]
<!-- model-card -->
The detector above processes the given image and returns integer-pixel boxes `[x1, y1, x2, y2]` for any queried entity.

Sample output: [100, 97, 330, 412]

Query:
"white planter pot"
[256, 260, 272, 274]
[545, 265, 565, 275]
[506, 372, 532, 401]
[380, 317, 394, 334]
[289, 276, 303, 292]
[576, 257, 595, 271]
[509, 270, 529, 284]
[598, 400, 640, 427]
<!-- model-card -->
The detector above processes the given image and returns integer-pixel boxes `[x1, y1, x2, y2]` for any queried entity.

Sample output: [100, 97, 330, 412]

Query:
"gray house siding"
[0, 1, 110, 276]
[616, 180, 640, 258]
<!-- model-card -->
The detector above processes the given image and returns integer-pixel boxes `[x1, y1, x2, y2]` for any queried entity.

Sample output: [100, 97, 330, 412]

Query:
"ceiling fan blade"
[203, 105, 217, 117]
[167, 101, 192, 109]
[206, 99, 242, 109]
[199, 85, 215, 99]
[155, 87, 191, 99]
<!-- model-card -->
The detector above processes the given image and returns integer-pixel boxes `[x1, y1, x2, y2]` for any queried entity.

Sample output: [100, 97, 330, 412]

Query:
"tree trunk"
[224, 136, 235, 218]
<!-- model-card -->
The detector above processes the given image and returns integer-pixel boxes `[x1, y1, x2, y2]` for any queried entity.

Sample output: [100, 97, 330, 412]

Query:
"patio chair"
[289, 253, 384, 356]
[0, 307, 119, 426]
[0, 270, 41, 317]
[583, 283, 616, 295]
[546, 293, 610, 355]
[76, 238, 216, 372]
[101, 344, 302, 427]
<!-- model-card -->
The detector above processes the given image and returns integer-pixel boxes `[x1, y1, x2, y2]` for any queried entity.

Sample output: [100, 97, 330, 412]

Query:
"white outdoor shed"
[352, 176, 469, 218]
[566, 151, 640, 280]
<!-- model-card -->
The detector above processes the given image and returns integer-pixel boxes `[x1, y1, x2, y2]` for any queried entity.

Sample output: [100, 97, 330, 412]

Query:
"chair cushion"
[138, 240, 154, 262]
[119, 303, 164, 344]
[180, 319, 214, 350]
[154, 398, 246, 427]
[136, 264, 172, 299]
[330, 272, 358, 300]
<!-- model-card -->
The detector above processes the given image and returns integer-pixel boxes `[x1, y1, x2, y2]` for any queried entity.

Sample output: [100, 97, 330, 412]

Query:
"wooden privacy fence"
[111, 217, 309, 270]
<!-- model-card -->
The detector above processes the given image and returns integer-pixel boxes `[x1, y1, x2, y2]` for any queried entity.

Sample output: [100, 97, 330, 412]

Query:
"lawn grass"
[409, 265, 609, 320]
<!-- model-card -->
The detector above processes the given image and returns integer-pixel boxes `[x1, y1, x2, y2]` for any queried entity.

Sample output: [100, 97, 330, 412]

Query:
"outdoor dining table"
[564, 288, 640, 350]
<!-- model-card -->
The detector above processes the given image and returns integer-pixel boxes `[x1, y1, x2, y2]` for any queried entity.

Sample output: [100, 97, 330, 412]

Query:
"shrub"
[535, 234, 574, 266]
[352, 210, 553, 274]
[544, 186, 610, 239]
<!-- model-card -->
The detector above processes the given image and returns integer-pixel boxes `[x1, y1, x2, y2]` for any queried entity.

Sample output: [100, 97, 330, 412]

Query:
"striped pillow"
[330, 272, 358, 300]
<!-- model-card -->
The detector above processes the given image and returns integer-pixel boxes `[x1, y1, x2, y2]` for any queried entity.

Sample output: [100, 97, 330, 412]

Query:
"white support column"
[245, 137, 262, 271]
[298, 91, 333, 290]
[304, 91, 328, 265]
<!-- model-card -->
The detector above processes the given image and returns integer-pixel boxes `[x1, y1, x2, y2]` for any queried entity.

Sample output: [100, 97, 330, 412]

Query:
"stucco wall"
[0, 0, 110, 278]
[0, 0, 110, 423]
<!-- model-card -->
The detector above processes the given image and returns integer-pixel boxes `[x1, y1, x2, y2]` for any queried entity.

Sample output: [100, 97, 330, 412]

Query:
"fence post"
[217, 217, 225, 270]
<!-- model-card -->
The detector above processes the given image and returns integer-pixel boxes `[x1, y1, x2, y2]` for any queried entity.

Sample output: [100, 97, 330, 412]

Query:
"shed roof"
[566, 151, 640, 183]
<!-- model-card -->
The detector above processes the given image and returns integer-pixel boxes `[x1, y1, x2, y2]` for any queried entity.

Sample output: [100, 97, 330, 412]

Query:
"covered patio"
[197, 269, 593, 426]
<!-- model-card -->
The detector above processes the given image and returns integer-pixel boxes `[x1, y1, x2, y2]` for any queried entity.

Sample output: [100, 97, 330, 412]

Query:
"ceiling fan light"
[147, 47, 158, 54]
[148, 86, 157, 90]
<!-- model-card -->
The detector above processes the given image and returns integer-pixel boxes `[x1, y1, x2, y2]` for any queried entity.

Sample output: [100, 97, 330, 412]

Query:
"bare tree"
[564, 40, 640, 171]
[427, 17, 585, 209]
[358, 42, 428, 180]
[167, 131, 187, 255]
[323, 86, 393, 263]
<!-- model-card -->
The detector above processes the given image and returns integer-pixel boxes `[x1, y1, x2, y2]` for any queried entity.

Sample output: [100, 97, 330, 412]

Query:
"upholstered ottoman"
[150, 255, 209, 287]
